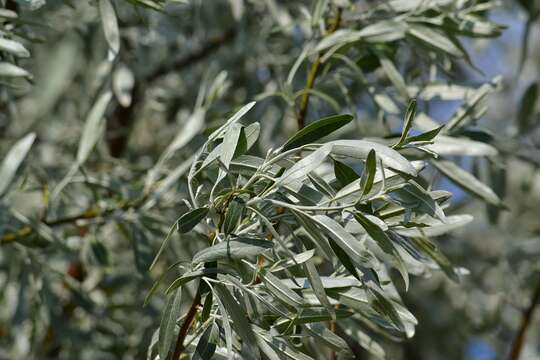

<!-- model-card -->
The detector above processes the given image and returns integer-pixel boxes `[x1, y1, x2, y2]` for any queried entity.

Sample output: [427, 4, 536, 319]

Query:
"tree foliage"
[1, 0, 539, 359]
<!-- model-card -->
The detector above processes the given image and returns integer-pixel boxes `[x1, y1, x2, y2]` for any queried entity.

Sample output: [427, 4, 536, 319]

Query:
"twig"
[296, 8, 342, 130]
[172, 290, 202, 360]
[145, 28, 237, 83]
[0, 201, 138, 245]
[508, 278, 540, 360]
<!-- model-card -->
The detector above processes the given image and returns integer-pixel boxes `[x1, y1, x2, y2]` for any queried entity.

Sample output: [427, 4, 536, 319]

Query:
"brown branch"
[145, 28, 237, 84]
[296, 8, 342, 130]
[171, 290, 202, 360]
[0, 201, 137, 246]
[508, 278, 540, 360]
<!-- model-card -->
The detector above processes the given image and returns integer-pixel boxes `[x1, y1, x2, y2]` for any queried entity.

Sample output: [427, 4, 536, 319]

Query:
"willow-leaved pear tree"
[2, 0, 530, 359]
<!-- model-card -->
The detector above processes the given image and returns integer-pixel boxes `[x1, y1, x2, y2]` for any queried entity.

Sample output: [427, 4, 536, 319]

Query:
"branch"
[508, 278, 540, 360]
[0, 201, 138, 246]
[296, 8, 342, 130]
[172, 290, 202, 360]
[145, 28, 237, 84]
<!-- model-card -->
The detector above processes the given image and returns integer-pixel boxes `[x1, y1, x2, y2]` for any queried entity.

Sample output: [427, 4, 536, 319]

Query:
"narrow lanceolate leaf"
[330, 140, 417, 176]
[158, 288, 182, 360]
[166, 268, 235, 294]
[431, 160, 503, 207]
[379, 55, 408, 99]
[409, 235, 458, 282]
[213, 284, 260, 359]
[220, 123, 243, 169]
[312, 215, 376, 268]
[408, 24, 463, 57]
[209, 102, 256, 141]
[99, 0, 120, 61]
[0, 37, 30, 58]
[406, 125, 444, 143]
[213, 293, 233, 358]
[0, 62, 31, 78]
[304, 259, 335, 319]
[518, 82, 538, 133]
[276, 144, 332, 186]
[334, 160, 359, 187]
[192, 238, 273, 263]
[0, 133, 36, 198]
[394, 215, 473, 237]
[353, 212, 409, 290]
[177, 207, 209, 233]
[303, 323, 350, 354]
[282, 114, 353, 150]
[193, 322, 219, 360]
[423, 135, 497, 157]
[76, 91, 113, 164]
[259, 269, 304, 309]
[222, 199, 245, 235]
[360, 149, 376, 196]
[396, 99, 417, 147]
[389, 183, 446, 221]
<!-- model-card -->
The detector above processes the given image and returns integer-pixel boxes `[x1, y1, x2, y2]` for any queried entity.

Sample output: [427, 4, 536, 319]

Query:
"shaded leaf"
[192, 238, 273, 263]
[282, 114, 353, 150]
[158, 288, 182, 360]
[178, 207, 209, 233]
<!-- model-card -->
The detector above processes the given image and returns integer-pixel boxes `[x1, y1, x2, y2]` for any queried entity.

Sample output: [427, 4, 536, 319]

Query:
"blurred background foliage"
[1, 0, 540, 359]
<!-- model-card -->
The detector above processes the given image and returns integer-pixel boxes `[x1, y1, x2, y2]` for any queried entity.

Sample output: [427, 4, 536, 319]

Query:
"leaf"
[423, 135, 497, 157]
[99, 0, 120, 61]
[360, 149, 376, 196]
[304, 259, 335, 319]
[193, 322, 219, 360]
[431, 160, 503, 207]
[353, 212, 409, 289]
[150, 222, 178, 271]
[166, 268, 235, 294]
[192, 238, 273, 263]
[213, 293, 233, 358]
[394, 215, 473, 237]
[379, 55, 408, 99]
[129, 223, 153, 274]
[209, 102, 256, 141]
[389, 182, 446, 221]
[222, 199, 245, 235]
[158, 288, 182, 360]
[409, 235, 458, 281]
[0, 62, 31, 78]
[312, 215, 376, 268]
[259, 269, 304, 309]
[270, 249, 315, 272]
[330, 140, 417, 176]
[276, 144, 332, 186]
[0, 133, 36, 198]
[280, 277, 361, 290]
[220, 123, 243, 169]
[396, 99, 417, 147]
[177, 207, 209, 233]
[408, 24, 463, 57]
[0, 37, 30, 58]
[303, 323, 350, 354]
[282, 114, 353, 150]
[213, 284, 260, 359]
[518, 82, 538, 133]
[333, 160, 359, 187]
[406, 125, 444, 143]
[76, 91, 113, 164]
